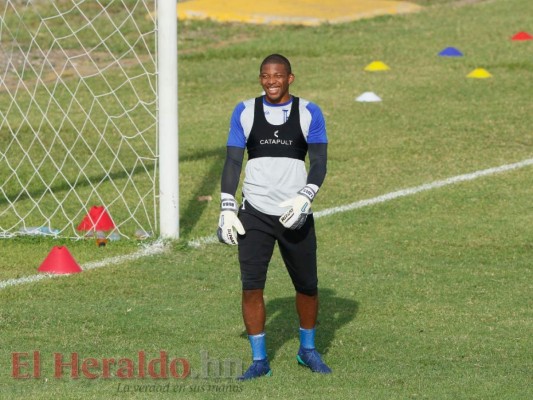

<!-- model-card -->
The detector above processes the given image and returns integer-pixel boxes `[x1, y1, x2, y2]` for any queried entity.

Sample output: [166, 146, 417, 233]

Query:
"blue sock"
[299, 327, 316, 350]
[248, 333, 267, 361]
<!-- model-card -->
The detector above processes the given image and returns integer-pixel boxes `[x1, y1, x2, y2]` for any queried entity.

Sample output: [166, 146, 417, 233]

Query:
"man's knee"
[295, 286, 318, 297]
[241, 277, 267, 291]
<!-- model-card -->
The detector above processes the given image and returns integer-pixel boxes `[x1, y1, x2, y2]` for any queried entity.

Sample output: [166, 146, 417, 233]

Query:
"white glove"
[217, 196, 245, 245]
[279, 185, 317, 230]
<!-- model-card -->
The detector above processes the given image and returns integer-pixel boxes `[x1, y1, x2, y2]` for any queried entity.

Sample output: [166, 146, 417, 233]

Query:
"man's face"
[259, 63, 294, 104]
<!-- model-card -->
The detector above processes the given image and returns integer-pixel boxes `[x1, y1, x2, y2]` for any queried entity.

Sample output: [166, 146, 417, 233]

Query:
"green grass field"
[1, 0, 532, 398]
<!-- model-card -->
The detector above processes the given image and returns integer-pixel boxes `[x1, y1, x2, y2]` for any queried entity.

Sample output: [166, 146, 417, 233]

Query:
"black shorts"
[237, 201, 318, 296]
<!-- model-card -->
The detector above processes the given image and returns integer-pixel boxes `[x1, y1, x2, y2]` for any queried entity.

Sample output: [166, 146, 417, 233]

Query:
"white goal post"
[0, 0, 179, 240]
[157, 0, 179, 239]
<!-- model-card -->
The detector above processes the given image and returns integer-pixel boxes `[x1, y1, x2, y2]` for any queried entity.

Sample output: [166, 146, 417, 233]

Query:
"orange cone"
[38, 246, 82, 274]
[77, 206, 116, 231]
[511, 31, 533, 41]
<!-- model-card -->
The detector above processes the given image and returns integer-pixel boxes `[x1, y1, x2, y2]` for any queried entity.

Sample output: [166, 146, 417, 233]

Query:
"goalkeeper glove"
[279, 185, 317, 230]
[217, 195, 245, 245]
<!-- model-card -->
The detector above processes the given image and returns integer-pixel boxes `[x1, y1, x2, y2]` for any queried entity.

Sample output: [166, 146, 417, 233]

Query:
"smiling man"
[217, 54, 330, 380]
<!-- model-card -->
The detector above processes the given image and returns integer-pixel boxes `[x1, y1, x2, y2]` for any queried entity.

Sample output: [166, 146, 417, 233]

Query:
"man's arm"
[279, 143, 328, 230]
[218, 146, 246, 245]
[221, 146, 245, 197]
[303, 102, 328, 192]
[307, 143, 327, 189]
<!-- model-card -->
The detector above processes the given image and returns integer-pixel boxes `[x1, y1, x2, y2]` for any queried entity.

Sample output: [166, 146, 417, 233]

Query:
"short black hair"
[260, 54, 292, 75]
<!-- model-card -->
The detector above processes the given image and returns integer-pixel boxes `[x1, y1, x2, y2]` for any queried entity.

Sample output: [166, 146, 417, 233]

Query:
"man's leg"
[242, 289, 266, 334]
[237, 207, 276, 381]
[237, 288, 271, 380]
[296, 291, 318, 329]
[294, 290, 331, 374]
[278, 217, 332, 374]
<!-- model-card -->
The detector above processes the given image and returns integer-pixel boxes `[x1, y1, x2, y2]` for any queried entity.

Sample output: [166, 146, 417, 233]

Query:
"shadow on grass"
[0, 162, 156, 207]
[179, 147, 225, 238]
[240, 288, 358, 360]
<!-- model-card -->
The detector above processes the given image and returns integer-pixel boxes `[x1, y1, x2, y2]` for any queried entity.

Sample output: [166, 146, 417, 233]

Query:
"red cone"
[38, 246, 82, 274]
[77, 206, 116, 231]
[511, 31, 533, 41]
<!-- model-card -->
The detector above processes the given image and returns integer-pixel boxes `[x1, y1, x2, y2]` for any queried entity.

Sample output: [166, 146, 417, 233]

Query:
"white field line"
[188, 158, 533, 248]
[314, 157, 533, 218]
[0, 240, 167, 291]
[2, 158, 532, 290]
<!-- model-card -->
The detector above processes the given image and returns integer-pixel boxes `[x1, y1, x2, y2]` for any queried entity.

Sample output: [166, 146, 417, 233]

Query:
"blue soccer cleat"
[296, 347, 332, 374]
[237, 359, 272, 381]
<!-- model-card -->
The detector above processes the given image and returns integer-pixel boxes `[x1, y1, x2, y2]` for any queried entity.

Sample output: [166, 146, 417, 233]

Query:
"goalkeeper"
[218, 54, 330, 380]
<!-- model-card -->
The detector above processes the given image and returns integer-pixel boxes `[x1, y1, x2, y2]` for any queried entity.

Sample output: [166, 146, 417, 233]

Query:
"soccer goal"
[0, 0, 179, 240]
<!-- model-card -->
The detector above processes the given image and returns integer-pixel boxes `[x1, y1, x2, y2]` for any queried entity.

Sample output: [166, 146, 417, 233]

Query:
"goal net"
[0, 0, 178, 240]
